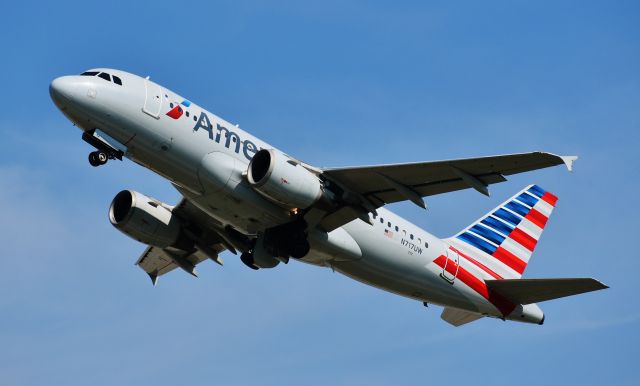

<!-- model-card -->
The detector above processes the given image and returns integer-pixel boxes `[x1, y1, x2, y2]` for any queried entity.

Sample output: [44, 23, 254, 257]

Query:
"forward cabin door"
[142, 78, 163, 119]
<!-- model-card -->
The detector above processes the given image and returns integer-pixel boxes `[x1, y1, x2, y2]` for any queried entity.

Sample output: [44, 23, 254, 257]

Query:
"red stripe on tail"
[509, 228, 538, 252]
[541, 192, 558, 206]
[433, 255, 516, 316]
[492, 246, 527, 274]
[525, 208, 548, 229]
[451, 247, 502, 280]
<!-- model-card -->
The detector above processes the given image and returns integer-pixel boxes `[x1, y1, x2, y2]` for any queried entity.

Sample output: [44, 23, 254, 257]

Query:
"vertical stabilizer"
[447, 185, 558, 279]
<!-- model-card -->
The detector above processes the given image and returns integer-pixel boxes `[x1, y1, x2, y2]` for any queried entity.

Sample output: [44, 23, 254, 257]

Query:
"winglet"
[559, 155, 578, 172]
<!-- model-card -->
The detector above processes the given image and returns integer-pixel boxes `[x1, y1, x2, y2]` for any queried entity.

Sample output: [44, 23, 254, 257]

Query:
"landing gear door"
[441, 248, 460, 283]
[142, 78, 163, 119]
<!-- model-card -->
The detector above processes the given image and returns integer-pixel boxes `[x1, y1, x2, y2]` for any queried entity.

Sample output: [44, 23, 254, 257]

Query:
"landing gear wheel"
[88, 151, 108, 167]
[97, 150, 108, 164]
[88, 151, 100, 167]
[240, 252, 259, 270]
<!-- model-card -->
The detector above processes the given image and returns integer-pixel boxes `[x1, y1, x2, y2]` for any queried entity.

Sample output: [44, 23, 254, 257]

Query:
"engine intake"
[247, 149, 323, 210]
[109, 190, 183, 249]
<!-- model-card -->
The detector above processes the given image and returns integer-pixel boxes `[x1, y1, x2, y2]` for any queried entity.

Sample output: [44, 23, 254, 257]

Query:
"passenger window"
[387, 222, 391, 228]
[113, 75, 122, 85]
[425, 242, 429, 248]
[410, 234, 414, 240]
[417, 237, 422, 244]
[186, 111, 190, 117]
[81, 71, 99, 76]
[402, 230, 407, 236]
[98, 72, 111, 81]
[395, 226, 399, 232]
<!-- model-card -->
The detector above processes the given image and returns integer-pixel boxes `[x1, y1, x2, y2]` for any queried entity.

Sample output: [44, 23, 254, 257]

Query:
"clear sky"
[1, 1, 638, 385]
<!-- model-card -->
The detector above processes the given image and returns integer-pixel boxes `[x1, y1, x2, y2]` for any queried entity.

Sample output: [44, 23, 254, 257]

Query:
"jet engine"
[109, 190, 184, 249]
[247, 149, 324, 210]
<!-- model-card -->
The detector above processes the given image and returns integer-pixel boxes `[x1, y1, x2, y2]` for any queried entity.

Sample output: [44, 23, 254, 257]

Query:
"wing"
[318, 152, 576, 231]
[134, 198, 244, 285]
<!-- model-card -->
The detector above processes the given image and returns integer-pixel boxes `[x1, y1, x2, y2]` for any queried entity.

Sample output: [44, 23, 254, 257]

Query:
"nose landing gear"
[88, 150, 109, 167]
[82, 129, 125, 168]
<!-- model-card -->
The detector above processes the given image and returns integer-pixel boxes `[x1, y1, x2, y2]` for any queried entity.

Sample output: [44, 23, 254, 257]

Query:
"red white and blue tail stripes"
[448, 185, 557, 279]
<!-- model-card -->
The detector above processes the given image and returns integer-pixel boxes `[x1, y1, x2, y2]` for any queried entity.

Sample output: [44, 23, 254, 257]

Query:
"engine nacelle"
[109, 190, 182, 248]
[247, 149, 323, 210]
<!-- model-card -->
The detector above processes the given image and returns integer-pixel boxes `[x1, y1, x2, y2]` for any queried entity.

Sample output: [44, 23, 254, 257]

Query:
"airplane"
[49, 68, 607, 326]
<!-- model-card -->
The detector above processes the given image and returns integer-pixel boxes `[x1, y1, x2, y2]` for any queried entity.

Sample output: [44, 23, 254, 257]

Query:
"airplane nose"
[49, 76, 77, 105]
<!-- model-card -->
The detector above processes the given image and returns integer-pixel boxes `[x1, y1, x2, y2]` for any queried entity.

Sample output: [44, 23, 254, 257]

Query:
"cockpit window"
[80, 70, 123, 86]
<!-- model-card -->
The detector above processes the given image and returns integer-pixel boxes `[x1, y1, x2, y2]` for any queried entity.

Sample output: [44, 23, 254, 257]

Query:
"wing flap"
[136, 247, 217, 284]
[485, 278, 608, 304]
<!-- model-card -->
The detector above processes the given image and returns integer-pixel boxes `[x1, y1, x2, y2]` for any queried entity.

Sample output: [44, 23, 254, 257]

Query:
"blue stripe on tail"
[457, 232, 498, 255]
[516, 192, 538, 208]
[494, 208, 522, 226]
[505, 201, 529, 217]
[527, 185, 546, 198]
[470, 224, 506, 245]
[481, 216, 514, 236]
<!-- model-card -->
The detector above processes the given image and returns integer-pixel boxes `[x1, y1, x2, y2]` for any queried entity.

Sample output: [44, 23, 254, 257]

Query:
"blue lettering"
[216, 124, 241, 154]
[243, 139, 257, 160]
[193, 112, 213, 139]
[190, 111, 261, 161]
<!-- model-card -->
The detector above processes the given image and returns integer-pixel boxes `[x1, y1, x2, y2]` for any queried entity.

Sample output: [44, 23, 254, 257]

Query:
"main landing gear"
[240, 252, 260, 270]
[239, 218, 311, 270]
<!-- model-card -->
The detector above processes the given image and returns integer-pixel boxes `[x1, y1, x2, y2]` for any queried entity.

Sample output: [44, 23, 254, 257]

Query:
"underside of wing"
[136, 246, 223, 285]
[133, 197, 249, 285]
[318, 152, 576, 231]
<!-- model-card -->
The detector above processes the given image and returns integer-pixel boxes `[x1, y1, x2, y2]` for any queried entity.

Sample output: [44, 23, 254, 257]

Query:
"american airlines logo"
[191, 111, 259, 161]
[166, 99, 191, 120]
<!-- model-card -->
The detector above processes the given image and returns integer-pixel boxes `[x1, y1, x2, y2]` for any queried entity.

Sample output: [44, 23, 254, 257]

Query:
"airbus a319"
[49, 69, 607, 326]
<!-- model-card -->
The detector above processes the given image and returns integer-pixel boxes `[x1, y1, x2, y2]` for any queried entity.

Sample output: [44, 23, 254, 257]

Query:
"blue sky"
[1, 1, 638, 385]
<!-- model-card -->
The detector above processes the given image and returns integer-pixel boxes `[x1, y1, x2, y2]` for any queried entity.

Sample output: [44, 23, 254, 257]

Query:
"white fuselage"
[49, 68, 542, 323]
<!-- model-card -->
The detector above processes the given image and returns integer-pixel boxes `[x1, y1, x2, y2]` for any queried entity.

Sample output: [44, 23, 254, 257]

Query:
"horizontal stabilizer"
[486, 278, 608, 304]
[441, 307, 484, 327]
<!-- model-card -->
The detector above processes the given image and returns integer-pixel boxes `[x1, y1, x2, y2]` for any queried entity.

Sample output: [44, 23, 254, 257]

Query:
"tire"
[88, 152, 101, 167]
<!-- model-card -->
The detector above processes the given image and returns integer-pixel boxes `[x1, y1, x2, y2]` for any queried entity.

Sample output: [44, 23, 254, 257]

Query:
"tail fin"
[447, 185, 558, 279]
